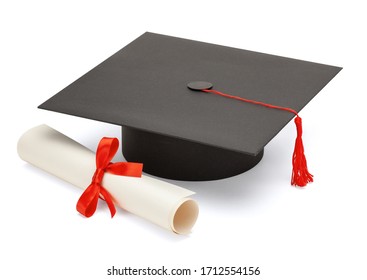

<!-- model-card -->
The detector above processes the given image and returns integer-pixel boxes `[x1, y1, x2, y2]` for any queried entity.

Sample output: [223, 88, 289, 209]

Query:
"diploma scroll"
[17, 125, 199, 234]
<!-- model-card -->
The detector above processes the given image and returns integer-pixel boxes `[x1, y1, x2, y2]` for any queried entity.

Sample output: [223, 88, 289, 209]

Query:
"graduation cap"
[39, 32, 341, 185]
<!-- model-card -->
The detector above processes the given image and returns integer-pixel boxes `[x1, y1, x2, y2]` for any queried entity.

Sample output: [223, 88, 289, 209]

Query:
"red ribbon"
[76, 137, 143, 218]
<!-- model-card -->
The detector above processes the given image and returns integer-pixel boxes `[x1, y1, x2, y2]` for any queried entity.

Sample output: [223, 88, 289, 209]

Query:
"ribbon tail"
[99, 186, 116, 218]
[76, 183, 100, 218]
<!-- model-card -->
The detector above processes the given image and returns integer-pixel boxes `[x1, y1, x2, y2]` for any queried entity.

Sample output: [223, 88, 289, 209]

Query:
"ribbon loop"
[76, 137, 143, 218]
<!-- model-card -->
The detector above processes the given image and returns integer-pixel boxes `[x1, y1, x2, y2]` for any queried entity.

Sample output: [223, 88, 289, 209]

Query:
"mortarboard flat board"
[39, 32, 341, 181]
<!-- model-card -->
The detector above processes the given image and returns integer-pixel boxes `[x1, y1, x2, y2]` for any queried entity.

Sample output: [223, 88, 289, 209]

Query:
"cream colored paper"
[17, 125, 198, 234]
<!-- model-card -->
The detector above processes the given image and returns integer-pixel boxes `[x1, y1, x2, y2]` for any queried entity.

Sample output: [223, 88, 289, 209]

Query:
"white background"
[1, 1, 366, 279]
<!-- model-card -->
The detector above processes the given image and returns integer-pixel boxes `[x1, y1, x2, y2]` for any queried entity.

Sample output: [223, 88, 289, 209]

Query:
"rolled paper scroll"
[17, 125, 199, 234]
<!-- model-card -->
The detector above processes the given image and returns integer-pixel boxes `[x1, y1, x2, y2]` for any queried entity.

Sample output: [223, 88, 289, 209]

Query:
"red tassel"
[291, 116, 313, 187]
[202, 89, 314, 187]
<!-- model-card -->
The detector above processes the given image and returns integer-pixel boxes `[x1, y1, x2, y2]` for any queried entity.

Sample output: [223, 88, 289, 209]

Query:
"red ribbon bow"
[76, 137, 143, 218]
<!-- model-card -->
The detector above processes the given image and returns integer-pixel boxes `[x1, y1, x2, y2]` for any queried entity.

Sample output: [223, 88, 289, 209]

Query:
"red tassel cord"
[202, 89, 313, 187]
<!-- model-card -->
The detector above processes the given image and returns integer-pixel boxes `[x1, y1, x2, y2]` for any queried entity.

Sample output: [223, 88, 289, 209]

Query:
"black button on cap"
[187, 81, 213, 91]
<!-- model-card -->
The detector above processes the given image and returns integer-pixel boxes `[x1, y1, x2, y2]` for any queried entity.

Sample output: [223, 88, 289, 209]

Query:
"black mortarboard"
[39, 32, 341, 182]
